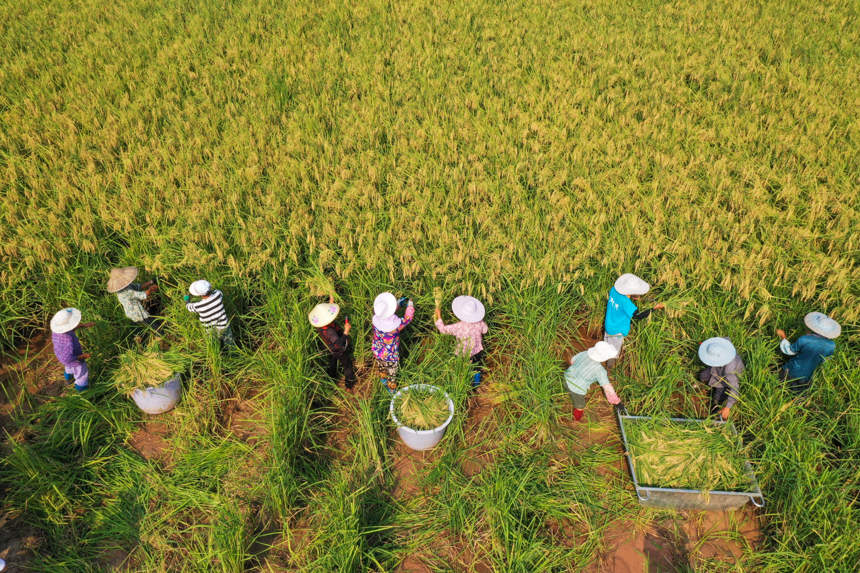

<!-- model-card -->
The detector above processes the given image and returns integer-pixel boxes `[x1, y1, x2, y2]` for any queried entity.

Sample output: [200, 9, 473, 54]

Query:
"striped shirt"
[564, 351, 611, 395]
[186, 290, 229, 328]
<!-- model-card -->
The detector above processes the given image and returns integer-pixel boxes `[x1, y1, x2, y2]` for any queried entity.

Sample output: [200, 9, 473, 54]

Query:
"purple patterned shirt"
[52, 331, 83, 366]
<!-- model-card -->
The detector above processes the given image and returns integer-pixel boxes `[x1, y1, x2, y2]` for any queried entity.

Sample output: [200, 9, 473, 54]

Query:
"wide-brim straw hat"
[804, 312, 841, 339]
[373, 292, 397, 319]
[189, 279, 211, 296]
[50, 307, 82, 333]
[308, 303, 339, 327]
[698, 337, 737, 367]
[107, 266, 139, 293]
[373, 314, 402, 333]
[614, 273, 650, 296]
[587, 341, 619, 363]
[452, 295, 485, 323]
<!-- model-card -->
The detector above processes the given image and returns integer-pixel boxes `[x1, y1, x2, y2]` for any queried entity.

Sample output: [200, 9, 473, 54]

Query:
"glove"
[183, 295, 190, 302]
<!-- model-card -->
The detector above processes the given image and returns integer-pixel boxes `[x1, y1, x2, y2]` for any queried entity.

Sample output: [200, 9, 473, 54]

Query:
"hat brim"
[107, 267, 139, 293]
[587, 348, 617, 362]
[698, 338, 737, 367]
[50, 308, 82, 333]
[374, 292, 397, 319]
[309, 304, 339, 327]
[373, 315, 401, 332]
[451, 296, 485, 323]
[804, 313, 841, 339]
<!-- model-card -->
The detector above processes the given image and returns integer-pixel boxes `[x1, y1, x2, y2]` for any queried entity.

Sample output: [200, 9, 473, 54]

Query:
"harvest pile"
[0, 0, 856, 570]
[112, 347, 185, 396]
[625, 418, 750, 492]
[393, 386, 451, 431]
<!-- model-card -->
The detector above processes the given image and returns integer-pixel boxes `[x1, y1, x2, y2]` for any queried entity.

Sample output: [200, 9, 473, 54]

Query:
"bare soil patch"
[128, 420, 172, 464]
[0, 512, 41, 573]
[0, 333, 65, 434]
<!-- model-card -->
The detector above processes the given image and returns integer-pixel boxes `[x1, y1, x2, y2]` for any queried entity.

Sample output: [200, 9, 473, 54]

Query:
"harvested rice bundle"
[625, 417, 750, 492]
[393, 386, 450, 431]
[112, 345, 188, 397]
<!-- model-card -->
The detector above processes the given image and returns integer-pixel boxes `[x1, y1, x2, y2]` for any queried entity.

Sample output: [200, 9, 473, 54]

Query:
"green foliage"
[624, 417, 750, 491]
[0, 0, 857, 570]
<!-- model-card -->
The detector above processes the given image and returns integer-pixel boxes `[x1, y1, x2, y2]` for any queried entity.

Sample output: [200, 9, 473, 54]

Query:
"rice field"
[0, 0, 858, 571]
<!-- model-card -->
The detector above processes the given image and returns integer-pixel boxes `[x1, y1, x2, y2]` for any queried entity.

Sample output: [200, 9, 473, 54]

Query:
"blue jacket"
[784, 334, 835, 382]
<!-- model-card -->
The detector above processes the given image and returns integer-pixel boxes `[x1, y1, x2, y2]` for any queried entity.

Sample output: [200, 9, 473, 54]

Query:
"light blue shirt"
[564, 351, 611, 395]
[604, 287, 638, 336]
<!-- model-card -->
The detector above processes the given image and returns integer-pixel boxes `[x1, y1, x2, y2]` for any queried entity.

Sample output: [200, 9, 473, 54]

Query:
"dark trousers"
[709, 385, 727, 417]
[328, 352, 356, 389]
[780, 367, 810, 394]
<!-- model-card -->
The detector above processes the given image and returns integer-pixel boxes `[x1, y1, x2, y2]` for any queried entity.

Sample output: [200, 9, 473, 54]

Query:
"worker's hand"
[141, 280, 154, 289]
[654, 303, 665, 310]
[329, 295, 335, 304]
[183, 295, 191, 302]
[720, 406, 731, 421]
[606, 392, 621, 405]
[776, 329, 786, 339]
[147, 284, 158, 294]
[80, 322, 95, 328]
[77, 353, 91, 361]
[344, 318, 351, 336]
[434, 307, 441, 320]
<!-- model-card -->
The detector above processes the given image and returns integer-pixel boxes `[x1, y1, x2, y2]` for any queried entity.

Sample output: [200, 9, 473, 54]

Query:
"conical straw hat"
[107, 267, 139, 293]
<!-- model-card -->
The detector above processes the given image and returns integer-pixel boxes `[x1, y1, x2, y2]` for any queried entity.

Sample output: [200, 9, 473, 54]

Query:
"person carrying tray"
[698, 337, 744, 420]
[434, 295, 489, 387]
[564, 341, 621, 421]
[309, 296, 356, 391]
[603, 273, 664, 367]
[776, 312, 840, 393]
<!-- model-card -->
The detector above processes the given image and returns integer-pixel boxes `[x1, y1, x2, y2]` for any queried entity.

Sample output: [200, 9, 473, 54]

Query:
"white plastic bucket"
[390, 384, 455, 451]
[132, 374, 182, 415]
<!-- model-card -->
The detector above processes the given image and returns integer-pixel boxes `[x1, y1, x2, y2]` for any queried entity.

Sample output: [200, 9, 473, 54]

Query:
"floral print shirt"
[435, 319, 488, 357]
[371, 304, 415, 361]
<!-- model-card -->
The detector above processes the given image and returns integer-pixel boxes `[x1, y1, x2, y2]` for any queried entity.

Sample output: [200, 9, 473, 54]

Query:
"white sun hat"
[372, 292, 401, 332]
[804, 312, 841, 339]
[587, 341, 619, 363]
[106, 266, 139, 293]
[698, 337, 737, 367]
[50, 307, 82, 334]
[451, 295, 485, 323]
[614, 273, 650, 296]
[308, 303, 340, 327]
[189, 280, 211, 296]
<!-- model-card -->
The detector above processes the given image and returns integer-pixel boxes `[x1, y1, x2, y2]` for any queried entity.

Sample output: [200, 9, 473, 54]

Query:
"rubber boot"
[64, 372, 74, 382]
[573, 408, 584, 421]
[472, 371, 482, 388]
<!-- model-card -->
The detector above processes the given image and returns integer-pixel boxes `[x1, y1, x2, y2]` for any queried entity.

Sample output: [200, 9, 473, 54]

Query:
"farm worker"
[776, 312, 840, 393]
[603, 273, 664, 367]
[184, 280, 235, 348]
[372, 292, 414, 394]
[698, 337, 744, 420]
[434, 295, 488, 387]
[564, 341, 621, 421]
[309, 296, 356, 390]
[50, 308, 95, 391]
[106, 266, 159, 326]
